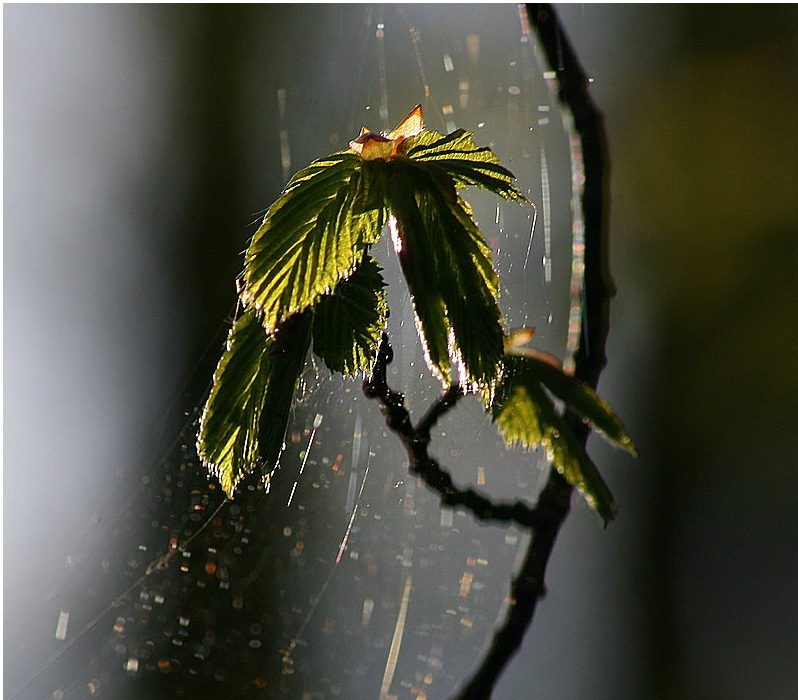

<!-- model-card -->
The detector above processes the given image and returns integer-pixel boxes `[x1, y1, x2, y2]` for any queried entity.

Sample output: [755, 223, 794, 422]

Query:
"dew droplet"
[54, 610, 69, 641]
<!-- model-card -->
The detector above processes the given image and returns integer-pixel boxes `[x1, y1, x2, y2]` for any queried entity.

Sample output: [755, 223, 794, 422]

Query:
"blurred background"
[5, 5, 798, 700]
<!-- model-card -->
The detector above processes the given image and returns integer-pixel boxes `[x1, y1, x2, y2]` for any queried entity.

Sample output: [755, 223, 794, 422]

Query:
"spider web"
[5, 6, 584, 700]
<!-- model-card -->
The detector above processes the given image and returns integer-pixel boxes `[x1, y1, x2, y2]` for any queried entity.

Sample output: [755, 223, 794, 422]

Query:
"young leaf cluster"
[492, 345, 636, 523]
[197, 106, 634, 521]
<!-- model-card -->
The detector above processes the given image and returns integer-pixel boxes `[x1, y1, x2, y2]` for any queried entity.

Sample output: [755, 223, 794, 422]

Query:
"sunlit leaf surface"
[197, 309, 311, 497]
[405, 128, 528, 203]
[241, 153, 386, 333]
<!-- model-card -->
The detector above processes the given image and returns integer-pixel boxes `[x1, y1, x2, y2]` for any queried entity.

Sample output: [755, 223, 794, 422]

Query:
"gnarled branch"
[363, 337, 546, 530]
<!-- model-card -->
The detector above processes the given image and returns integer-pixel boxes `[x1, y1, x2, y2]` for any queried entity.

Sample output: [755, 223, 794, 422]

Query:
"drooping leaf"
[197, 308, 312, 497]
[526, 382, 617, 524]
[312, 255, 388, 376]
[384, 165, 452, 383]
[492, 355, 619, 523]
[523, 355, 637, 455]
[385, 158, 505, 389]
[404, 128, 528, 203]
[241, 153, 387, 333]
[419, 187, 505, 389]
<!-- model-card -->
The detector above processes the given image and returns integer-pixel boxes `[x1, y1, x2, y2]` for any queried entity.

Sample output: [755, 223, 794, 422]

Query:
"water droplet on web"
[54, 610, 69, 640]
[440, 509, 453, 528]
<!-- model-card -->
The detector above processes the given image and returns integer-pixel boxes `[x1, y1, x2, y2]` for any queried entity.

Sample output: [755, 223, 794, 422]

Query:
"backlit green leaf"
[197, 308, 312, 497]
[312, 256, 388, 376]
[200, 108, 562, 502]
[524, 355, 637, 455]
[492, 355, 618, 523]
[242, 153, 386, 333]
[386, 158, 504, 389]
[405, 128, 528, 203]
[527, 382, 617, 524]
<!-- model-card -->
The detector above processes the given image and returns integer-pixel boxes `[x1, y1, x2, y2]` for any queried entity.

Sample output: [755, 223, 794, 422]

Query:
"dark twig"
[447, 6, 615, 699]
[363, 337, 546, 530]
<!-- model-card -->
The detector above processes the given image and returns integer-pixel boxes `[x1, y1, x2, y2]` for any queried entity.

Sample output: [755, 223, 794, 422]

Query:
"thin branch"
[363, 337, 546, 530]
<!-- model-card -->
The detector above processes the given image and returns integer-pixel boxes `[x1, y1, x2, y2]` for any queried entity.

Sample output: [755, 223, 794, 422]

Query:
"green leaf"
[385, 158, 505, 389]
[197, 308, 312, 497]
[241, 153, 387, 333]
[312, 255, 389, 376]
[492, 355, 618, 523]
[523, 355, 637, 455]
[405, 128, 528, 203]
[529, 383, 617, 524]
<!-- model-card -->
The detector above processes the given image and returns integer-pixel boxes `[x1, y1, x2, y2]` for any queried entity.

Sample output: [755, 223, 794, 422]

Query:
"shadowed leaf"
[492, 355, 620, 523]
[313, 256, 388, 376]
[526, 355, 637, 455]
[386, 158, 504, 389]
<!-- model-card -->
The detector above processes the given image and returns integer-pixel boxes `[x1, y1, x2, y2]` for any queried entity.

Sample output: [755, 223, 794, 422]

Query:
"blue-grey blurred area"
[4, 4, 798, 700]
